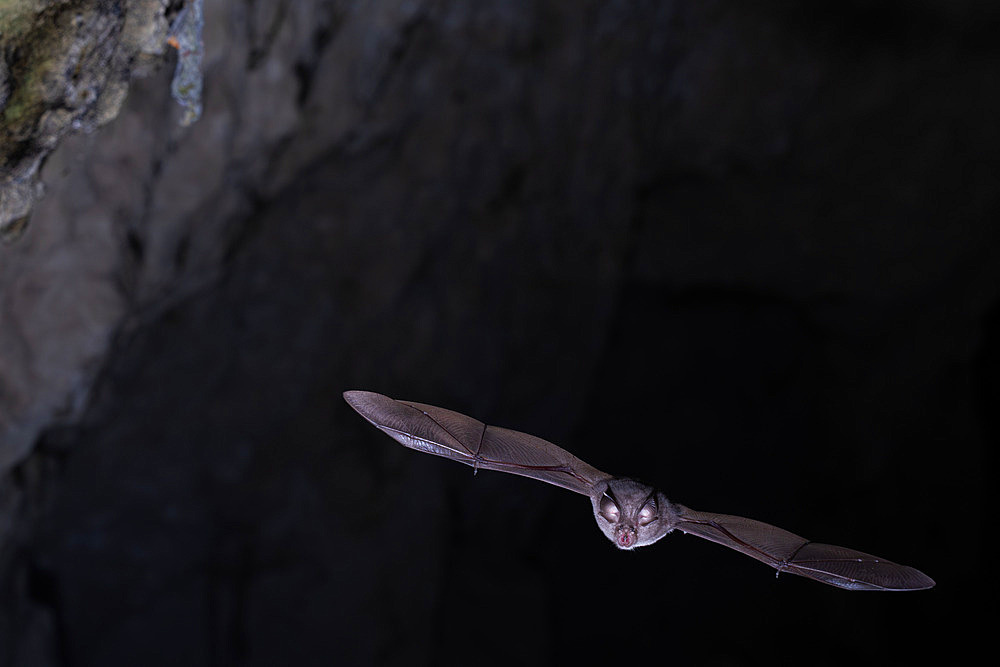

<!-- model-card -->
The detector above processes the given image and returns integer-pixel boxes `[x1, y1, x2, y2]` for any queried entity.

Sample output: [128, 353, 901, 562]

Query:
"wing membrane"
[344, 391, 933, 590]
[673, 505, 935, 591]
[344, 391, 610, 495]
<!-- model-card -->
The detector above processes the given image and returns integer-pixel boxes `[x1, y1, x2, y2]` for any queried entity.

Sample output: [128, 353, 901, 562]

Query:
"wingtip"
[872, 566, 935, 592]
[343, 390, 398, 422]
[893, 564, 935, 591]
[343, 389, 381, 406]
[912, 571, 936, 591]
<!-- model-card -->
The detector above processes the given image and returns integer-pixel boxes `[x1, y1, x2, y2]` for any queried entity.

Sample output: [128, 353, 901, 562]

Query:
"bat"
[343, 390, 935, 591]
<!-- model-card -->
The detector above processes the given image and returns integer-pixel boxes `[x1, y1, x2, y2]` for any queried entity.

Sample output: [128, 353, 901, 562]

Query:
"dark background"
[5, 1, 998, 665]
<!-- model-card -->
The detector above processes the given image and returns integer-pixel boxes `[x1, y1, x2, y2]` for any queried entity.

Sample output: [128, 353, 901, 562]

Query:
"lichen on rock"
[0, 0, 175, 241]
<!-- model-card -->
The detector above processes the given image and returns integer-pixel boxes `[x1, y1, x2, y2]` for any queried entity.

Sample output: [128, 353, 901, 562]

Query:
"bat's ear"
[598, 493, 621, 523]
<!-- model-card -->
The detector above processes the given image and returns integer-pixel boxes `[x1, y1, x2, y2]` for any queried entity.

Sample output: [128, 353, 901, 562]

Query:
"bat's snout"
[614, 524, 637, 549]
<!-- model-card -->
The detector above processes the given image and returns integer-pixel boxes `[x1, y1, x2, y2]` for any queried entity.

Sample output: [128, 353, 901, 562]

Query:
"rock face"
[0, 0, 175, 239]
[0, 1, 997, 665]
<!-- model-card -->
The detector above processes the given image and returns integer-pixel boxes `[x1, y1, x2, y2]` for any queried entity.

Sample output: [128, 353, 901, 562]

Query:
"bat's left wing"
[671, 505, 935, 591]
[344, 390, 611, 496]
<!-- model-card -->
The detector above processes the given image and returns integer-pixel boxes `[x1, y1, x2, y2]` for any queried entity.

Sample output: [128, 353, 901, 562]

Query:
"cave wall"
[1, 1, 997, 665]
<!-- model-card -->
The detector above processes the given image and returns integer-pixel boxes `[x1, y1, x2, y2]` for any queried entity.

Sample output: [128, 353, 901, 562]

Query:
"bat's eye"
[599, 495, 620, 522]
[637, 500, 657, 526]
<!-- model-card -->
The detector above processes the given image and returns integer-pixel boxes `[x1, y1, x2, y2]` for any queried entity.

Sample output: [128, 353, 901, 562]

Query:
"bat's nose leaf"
[615, 525, 637, 549]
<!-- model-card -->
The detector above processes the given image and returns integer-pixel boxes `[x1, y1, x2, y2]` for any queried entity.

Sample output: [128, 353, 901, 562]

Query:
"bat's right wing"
[344, 390, 611, 496]
[671, 505, 935, 591]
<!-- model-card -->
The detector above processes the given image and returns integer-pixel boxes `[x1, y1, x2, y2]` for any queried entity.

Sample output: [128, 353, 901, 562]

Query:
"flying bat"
[343, 390, 934, 591]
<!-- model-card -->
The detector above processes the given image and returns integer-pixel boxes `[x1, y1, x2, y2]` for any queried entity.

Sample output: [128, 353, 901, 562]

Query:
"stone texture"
[0, 0, 176, 239]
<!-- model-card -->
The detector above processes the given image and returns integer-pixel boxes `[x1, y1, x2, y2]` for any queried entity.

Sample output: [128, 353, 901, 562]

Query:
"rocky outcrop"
[0, 1, 176, 240]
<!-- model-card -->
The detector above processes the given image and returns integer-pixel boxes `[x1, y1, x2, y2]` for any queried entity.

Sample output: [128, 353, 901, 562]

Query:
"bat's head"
[591, 478, 673, 550]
